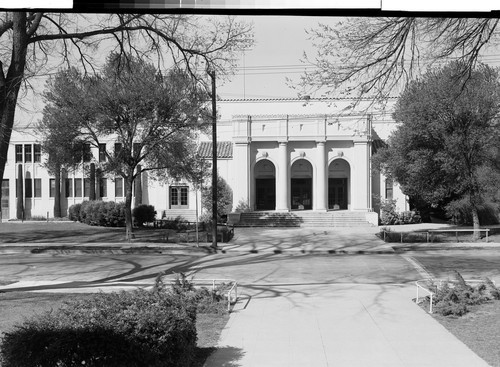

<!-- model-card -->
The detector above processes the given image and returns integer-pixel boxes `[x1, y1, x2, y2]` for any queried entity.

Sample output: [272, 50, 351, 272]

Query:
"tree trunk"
[54, 163, 61, 217]
[89, 163, 96, 200]
[16, 164, 23, 219]
[471, 205, 481, 241]
[0, 13, 29, 212]
[134, 165, 142, 207]
[124, 175, 135, 241]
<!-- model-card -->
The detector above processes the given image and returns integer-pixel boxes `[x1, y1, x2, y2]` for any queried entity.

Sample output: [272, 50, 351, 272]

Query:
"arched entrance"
[254, 159, 276, 210]
[291, 159, 313, 210]
[328, 159, 350, 210]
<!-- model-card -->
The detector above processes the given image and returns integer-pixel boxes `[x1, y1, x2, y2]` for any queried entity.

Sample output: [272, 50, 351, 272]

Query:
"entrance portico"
[232, 113, 373, 213]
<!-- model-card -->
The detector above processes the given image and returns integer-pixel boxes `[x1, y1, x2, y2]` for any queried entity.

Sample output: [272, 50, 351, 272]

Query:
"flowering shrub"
[68, 201, 126, 227]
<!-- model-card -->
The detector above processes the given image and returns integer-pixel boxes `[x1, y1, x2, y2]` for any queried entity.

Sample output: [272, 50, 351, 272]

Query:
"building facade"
[1, 99, 407, 223]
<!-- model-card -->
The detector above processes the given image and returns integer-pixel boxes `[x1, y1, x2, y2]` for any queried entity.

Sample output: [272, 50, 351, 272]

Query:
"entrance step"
[237, 211, 375, 228]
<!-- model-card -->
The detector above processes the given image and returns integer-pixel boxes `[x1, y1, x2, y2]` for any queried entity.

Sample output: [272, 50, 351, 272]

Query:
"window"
[34, 144, 41, 163]
[25, 178, 32, 198]
[49, 179, 56, 198]
[114, 143, 122, 157]
[99, 177, 107, 198]
[83, 144, 91, 162]
[133, 143, 141, 158]
[65, 178, 73, 197]
[98, 144, 106, 162]
[385, 178, 393, 200]
[84, 178, 90, 197]
[24, 144, 32, 163]
[74, 178, 83, 197]
[34, 178, 42, 198]
[115, 177, 123, 197]
[170, 186, 189, 209]
[15, 145, 22, 163]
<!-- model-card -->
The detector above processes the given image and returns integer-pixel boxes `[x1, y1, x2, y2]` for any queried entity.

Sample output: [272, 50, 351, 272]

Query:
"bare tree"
[0, 12, 253, 198]
[299, 17, 499, 107]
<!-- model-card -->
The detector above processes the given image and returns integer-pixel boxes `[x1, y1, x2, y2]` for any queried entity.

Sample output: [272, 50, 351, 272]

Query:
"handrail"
[164, 277, 238, 312]
[415, 278, 496, 314]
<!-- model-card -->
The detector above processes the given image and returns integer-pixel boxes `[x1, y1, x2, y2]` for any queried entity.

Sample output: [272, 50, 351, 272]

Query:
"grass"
[427, 301, 500, 367]
[0, 221, 180, 244]
[0, 291, 230, 366]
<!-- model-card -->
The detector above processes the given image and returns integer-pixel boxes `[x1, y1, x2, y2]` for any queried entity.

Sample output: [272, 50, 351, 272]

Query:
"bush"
[429, 271, 500, 316]
[379, 198, 421, 225]
[0, 288, 197, 367]
[445, 198, 500, 225]
[132, 204, 156, 227]
[68, 202, 83, 222]
[234, 199, 251, 213]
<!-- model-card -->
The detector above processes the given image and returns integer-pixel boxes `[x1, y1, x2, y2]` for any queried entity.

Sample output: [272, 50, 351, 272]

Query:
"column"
[315, 141, 327, 211]
[276, 141, 289, 211]
[352, 140, 370, 211]
[232, 141, 250, 211]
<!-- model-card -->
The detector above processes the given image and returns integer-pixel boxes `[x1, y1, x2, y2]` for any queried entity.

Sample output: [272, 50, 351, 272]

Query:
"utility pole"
[209, 69, 218, 249]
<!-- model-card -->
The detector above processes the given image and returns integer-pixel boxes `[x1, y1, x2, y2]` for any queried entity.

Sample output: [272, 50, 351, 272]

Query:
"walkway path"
[205, 283, 489, 367]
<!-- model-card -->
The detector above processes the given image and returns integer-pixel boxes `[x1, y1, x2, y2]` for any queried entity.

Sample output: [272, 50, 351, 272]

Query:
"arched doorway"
[328, 159, 350, 210]
[254, 159, 276, 210]
[291, 159, 313, 210]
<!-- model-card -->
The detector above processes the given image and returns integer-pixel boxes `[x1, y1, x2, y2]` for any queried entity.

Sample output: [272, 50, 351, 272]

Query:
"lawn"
[427, 301, 500, 367]
[0, 221, 180, 243]
[0, 291, 229, 366]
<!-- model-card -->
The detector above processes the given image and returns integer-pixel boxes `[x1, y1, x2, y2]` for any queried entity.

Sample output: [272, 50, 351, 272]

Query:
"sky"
[13, 14, 500, 129]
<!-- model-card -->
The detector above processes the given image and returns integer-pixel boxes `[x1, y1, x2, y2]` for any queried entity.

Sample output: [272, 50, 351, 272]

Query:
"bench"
[422, 228, 490, 243]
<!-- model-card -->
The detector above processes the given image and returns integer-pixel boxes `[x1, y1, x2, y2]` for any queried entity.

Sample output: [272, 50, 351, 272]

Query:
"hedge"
[68, 201, 126, 227]
[0, 289, 197, 367]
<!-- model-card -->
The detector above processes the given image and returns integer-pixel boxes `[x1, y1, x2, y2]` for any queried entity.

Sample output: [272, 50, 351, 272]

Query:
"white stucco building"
[1, 99, 407, 225]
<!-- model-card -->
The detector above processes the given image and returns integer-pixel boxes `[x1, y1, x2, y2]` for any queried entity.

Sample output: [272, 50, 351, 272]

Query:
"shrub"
[429, 271, 500, 316]
[379, 198, 421, 225]
[68, 202, 83, 222]
[132, 204, 156, 227]
[445, 198, 500, 225]
[234, 199, 251, 213]
[0, 288, 197, 367]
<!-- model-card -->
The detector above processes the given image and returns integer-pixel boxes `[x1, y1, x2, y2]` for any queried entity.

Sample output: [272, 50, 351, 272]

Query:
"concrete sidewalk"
[205, 283, 489, 367]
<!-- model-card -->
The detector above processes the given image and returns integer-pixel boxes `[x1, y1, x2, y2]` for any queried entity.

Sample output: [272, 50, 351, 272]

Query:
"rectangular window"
[65, 178, 73, 197]
[15, 145, 22, 163]
[114, 143, 122, 157]
[115, 177, 123, 197]
[133, 142, 141, 158]
[98, 144, 106, 162]
[99, 177, 107, 198]
[385, 178, 393, 200]
[170, 186, 189, 209]
[34, 178, 42, 198]
[24, 144, 32, 163]
[83, 143, 91, 162]
[49, 178, 55, 198]
[25, 178, 32, 198]
[84, 178, 90, 197]
[34, 144, 41, 163]
[74, 178, 83, 197]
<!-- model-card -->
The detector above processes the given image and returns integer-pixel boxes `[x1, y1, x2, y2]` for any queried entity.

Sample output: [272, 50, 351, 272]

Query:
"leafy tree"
[374, 62, 500, 236]
[39, 53, 210, 240]
[0, 12, 253, 212]
[299, 18, 499, 107]
[201, 173, 233, 223]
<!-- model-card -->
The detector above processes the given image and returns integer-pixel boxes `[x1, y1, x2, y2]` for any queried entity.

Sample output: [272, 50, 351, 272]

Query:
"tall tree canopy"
[39, 53, 210, 240]
[374, 62, 500, 232]
[0, 12, 253, 204]
[299, 18, 499, 106]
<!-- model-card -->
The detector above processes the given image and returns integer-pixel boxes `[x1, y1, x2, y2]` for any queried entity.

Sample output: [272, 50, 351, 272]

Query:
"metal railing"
[165, 277, 238, 312]
[415, 278, 495, 314]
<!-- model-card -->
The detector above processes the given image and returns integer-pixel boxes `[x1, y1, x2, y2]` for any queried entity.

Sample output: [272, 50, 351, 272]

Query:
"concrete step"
[237, 211, 374, 228]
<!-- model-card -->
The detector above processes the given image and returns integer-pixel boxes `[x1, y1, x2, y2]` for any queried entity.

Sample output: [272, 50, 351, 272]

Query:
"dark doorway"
[291, 178, 312, 210]
[256, 178, 276, 210]
[328, 178, 348, 210]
